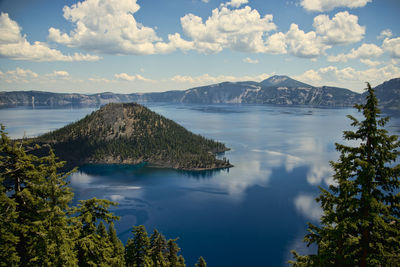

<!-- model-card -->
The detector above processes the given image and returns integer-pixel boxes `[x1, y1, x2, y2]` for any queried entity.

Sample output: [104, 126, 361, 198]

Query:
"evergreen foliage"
[195, 257, 207, 267]
[36, 103, 232, 171]
[290, 83, 400, 266]
[0, 125, 200, 267]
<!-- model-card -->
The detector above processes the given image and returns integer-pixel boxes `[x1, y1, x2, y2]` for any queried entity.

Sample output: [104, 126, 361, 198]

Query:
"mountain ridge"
[1, 76, 399, 109]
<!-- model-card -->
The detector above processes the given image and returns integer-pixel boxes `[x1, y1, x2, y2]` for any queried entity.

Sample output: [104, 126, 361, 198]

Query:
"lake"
[1, 104, 399, 266]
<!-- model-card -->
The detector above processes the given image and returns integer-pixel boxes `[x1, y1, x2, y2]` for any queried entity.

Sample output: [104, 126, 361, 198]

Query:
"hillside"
[35, 103, 232, 171]
[367, 78, 400, 110]
[1, 76, 399, 109]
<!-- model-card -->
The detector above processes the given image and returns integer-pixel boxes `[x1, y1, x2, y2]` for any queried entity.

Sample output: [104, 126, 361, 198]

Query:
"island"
[35, 103, 232, 171]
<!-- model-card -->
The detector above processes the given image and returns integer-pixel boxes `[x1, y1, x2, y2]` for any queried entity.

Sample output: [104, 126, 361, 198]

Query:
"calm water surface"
[1, 104, 399, 266]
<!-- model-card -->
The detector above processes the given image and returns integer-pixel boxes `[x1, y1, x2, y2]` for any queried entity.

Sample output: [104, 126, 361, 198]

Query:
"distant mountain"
[1, 76, 399, 109]
[367, 78, 400, 110]
[35, 103, 232, 171]
[261, 75, 312, 88]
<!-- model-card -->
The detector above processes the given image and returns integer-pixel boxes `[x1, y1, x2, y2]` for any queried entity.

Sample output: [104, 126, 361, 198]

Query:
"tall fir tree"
[150, 229, 167, 267]
[290, 83, 400, 266]
[125, 225, 153, 267]
[73, 198, 119, 266]
[0, 125, 20, 266]
[195, 256, 207, 267]
[0, 125, 77, 266]
[166, 238, 185, 267]
[108, 221, 125, 266]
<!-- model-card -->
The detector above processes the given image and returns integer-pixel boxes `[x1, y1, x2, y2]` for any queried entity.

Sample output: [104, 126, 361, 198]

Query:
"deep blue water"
[1, 104, 399, 266]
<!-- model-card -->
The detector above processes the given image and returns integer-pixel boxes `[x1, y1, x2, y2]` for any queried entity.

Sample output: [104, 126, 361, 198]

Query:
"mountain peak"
[261, 75, 312, 88]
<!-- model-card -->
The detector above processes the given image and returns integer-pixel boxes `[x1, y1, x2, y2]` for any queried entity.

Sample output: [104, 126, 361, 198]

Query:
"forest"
[0, 126, 207, 266]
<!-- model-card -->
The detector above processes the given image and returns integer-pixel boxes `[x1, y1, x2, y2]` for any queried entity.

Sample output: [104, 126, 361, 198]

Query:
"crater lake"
[1, 103, 399, 266]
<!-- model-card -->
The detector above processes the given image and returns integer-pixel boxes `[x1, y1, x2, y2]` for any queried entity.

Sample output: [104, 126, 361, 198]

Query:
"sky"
[0, 0, 399, 94]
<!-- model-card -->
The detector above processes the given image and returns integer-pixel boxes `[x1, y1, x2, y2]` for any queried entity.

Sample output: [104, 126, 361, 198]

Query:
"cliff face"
[36, 103, 232, 171]
[1, 76, 399, 109]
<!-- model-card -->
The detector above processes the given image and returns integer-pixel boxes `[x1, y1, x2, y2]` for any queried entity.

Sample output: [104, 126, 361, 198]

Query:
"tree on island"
[290, 83, 400, 266]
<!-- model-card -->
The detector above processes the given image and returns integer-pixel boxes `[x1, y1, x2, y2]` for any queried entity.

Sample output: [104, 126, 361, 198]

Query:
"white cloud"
[360, 59, 381, 67]
[180, 5, 278, 54]
[46, 70, 71, 79]
[313, 11, 365, 45]
[294, 64, 400, 92]
[0, 67, 38, 83]
[378, 29, 393, 39]
[294, 194, 322, 221]
[382, 37, 400, 58]
[285, 23, 329, 58]
[115, 73, 152, 82]
[300, 0, 371, 12]
[201, 0, 210, 3]
[243, 57, 259, 64]
[328, 43, 383, 62]
[48, 0, 173, 55]
[223, 0, 249, 8]
[170, 73, 272, 85]
[0, 13, 100, 62]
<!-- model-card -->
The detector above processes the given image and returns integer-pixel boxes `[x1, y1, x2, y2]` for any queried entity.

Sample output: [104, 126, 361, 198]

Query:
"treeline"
[37, 103, 231, 170]
[0, 125, 206, 267]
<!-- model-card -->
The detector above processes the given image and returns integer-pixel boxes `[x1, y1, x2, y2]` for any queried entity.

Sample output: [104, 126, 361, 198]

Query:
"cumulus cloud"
[285, 24, 328, 58]
[378, 29, 393, 39]
[284, 11, 364, 58]
[115, 73, 152, 82]
[360, 59, 382, 67]
[46, 70, 71, 79]
[328, 43, 383, 62]
[313, 11, 365, 45]
[0, 13, 99, 62]
[180, 5, 277, 54]
[48, 0, 172, 55]
[170, 73, 271, 85]
[294, 64, 400, 92]
[223, 0, 249, 8]
[0, 67, 38, 83]
[300, 0, 371, 12]
[382, 37, 400, 58]
[243, 57, 259, 64]
[294, 194, 322, 221]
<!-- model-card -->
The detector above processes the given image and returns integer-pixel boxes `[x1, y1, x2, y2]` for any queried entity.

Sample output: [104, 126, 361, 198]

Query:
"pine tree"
[0, 125, 20, 266]
[166, 238, 184, 267]
[73, 198, 119, 266]
[290, 83, 400, 266]
[125, 225, 153, 267]
[150, 229, 167, 267]
[195, 256, 207, 267]
[0, 125, 77, 266]
[108, 221, 125, 266]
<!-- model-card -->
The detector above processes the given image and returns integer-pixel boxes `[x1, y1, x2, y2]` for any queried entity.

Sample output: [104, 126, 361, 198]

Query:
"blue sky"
[0, 0, 399, 93]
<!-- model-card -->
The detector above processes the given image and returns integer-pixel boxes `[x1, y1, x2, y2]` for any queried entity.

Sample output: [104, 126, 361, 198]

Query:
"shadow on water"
[78, 163, 229, 180]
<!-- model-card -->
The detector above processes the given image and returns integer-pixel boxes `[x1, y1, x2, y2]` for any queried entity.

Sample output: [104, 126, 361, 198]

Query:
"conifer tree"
[195, 256, 207, 267]
[108, 221, 125, 266]
[125, 225, 153, 267]
[150, 229, 167, 267]
[0, 125, 77, 266]
[73, 198, 119, 266]
[0, 125, 20, 266]
[166, 238, 184, 267]
[290, 83, 400, 266]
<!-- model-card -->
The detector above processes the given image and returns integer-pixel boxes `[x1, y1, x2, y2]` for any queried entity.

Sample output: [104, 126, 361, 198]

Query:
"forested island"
[35, 103, 232, 171]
